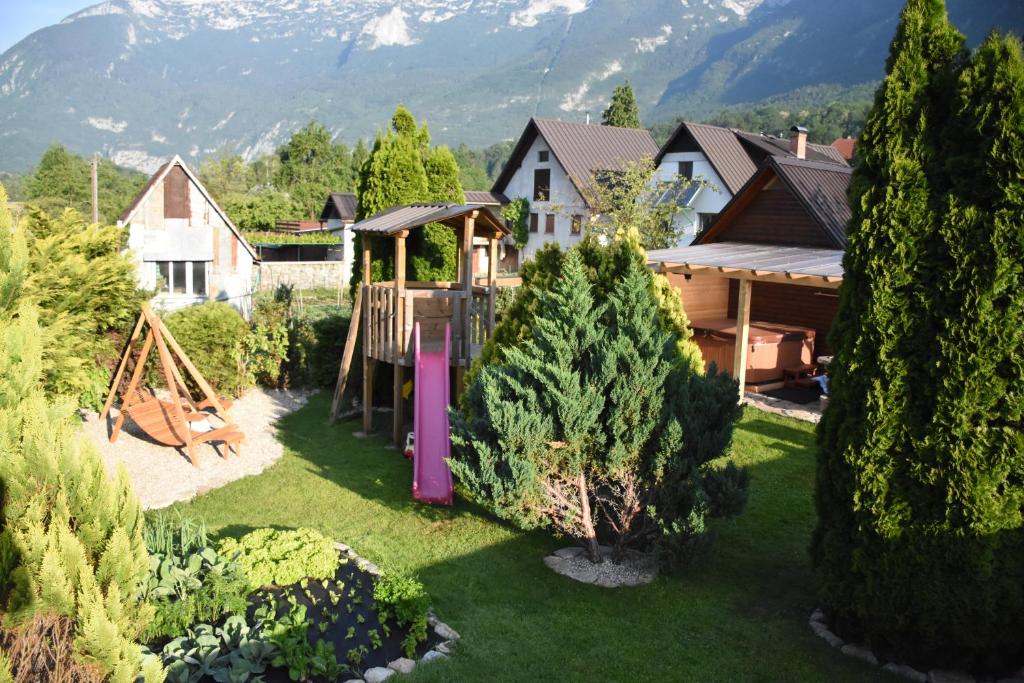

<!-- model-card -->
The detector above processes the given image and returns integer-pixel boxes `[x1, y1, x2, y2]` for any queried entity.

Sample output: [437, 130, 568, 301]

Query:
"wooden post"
[152, 319, 197, 466]
[393, 230, 408, 446]
[110, 328, 155, 443]
[101, 311, 146, 419]
[330, 286, 362, 421]
[732, 278, 753, 400]
[90, 155, 99, 224]
[487, 236, 498, 333]
[457, 211, 477, 391]
[361, 235, 374, 435]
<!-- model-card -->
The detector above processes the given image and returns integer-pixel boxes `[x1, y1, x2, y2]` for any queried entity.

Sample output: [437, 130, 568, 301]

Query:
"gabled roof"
[320, 192, 357, 222]
[351, 204, 508, 238]
[654, 121, 848, 195]
[831, 137, 857, 161]
[464, 190, 509, 206]
[697, 156, 852, 249]
[118, 155, 258, 260]
[492, 118, 659, 206]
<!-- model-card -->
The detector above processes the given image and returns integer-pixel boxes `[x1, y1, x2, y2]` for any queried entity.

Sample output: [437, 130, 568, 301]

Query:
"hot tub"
[689, 319, 816, 385]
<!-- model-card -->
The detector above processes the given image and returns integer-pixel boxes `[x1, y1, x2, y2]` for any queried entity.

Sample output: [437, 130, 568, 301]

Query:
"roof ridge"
[771, 155, 853, 173]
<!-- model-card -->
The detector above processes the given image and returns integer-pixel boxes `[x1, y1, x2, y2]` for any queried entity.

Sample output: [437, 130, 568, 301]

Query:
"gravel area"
[743, 391, 824, 423]
[544, 546, 658, 588]
[81, 388, 310, 509]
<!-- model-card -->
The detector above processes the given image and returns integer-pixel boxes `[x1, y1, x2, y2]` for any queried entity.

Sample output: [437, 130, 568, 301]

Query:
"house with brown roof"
[119, 155, 257, 315]
[647, 155, 852, 394]
[491, 118, 659, 260]
[654, 122, 848, 246]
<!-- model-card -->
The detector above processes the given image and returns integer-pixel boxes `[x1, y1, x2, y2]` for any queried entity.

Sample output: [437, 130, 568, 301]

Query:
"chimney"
[585, 111, 591, 125]
[790, 125, 807, 160]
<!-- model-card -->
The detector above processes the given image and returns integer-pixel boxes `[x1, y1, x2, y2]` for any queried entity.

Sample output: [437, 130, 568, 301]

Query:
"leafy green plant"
[158, 616, 276, 683]
[500, 196, 530, 250]
[372, 574, 430, 658]
[242, 297, 289, 388]
[218, 528, 341, 590]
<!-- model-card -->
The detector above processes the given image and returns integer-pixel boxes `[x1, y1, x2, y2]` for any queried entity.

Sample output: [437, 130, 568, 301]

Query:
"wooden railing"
[363, 284, 493, 367]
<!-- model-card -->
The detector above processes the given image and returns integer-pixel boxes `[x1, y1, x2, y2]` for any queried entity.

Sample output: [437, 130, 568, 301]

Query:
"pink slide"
[412, 321, 454, 505]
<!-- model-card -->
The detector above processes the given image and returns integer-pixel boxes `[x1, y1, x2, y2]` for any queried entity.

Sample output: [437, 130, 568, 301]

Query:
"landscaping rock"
[928, 671, 975, 683]
[342, 679, 365, 683]
[562, 561, 600, 584]
[387, 658, 415, 674]
[422, 651, 448, 663]
[435, 622, 460, 641]
[543, 556, 567, 571]
[809, 620, 843, 648]
[809, 608, 826, 624]
[883, 663, 927, 682]
[840, 644, 878, 665]
[364, 668, 395, 683]
[435, 641, 454, 655]
[553, 547, 583, 559]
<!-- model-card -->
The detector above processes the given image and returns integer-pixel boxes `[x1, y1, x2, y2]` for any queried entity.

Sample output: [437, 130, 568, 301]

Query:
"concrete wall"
[257, 261, 349, 292]
[502, 135, 590, 261]
[655, 152, 733, 246]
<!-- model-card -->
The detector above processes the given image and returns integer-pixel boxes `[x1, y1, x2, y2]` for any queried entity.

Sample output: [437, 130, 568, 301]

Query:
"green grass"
[169, 394, 889, 682]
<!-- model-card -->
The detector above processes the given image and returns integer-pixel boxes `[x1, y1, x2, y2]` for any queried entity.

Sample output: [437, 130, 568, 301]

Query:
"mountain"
[0, 0, 1020, 173]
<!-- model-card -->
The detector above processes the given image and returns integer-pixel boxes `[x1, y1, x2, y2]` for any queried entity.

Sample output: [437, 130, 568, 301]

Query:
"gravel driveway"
[81, 388, 310, 509]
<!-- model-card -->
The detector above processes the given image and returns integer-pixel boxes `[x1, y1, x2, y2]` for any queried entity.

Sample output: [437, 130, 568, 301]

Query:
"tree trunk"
[577, 473, 601, 563]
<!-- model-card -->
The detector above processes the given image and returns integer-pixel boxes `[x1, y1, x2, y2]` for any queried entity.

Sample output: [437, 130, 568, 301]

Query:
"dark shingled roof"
[492, 118, 659, 206]
[464, 190, 509, 206]
[654, 121, 849, 195]
[769, 156, 852, 249]
[351, 203, 508, 237]
[320, 192, 357, 222]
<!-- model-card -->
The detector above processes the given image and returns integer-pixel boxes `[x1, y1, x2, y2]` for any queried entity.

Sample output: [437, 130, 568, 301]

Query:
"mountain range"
[0, 0, 1020, 173]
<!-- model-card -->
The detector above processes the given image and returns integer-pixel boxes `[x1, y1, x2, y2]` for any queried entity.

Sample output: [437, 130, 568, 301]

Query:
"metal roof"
[492, 118, 659, 205]
[647, 242, 844, 280]
[771, 156, 852, 249]
[733, 130, 849, 166]
[464, 190, 509, 206]
[351, 203, 508, 237]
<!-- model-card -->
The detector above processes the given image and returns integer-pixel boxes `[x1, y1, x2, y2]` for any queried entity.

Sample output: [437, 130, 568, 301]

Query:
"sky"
[0, 0, 89, 54]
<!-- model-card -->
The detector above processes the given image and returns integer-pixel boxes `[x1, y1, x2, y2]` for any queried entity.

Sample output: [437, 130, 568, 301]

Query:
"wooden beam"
[393, 364, 405, 447]
[362, 235, 373, 435]
[487, 236, 498, 333]
[151, 319, 197, 466]
[102, 311, 146, 420]
[330, 286, 362, 421]
[110, 328, 155, 443]
[393, 230, 408, 446]
[460, 211, 477, 369]
[732, 278, 753, 400]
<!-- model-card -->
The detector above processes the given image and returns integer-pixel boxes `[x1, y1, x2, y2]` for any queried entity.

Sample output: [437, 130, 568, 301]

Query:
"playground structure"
[330, 203, 508, 502]
[101, 304, 244, 467]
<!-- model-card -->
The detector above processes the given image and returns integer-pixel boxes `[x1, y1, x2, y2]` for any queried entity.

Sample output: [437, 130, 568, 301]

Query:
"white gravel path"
[81, 388, 310, 510]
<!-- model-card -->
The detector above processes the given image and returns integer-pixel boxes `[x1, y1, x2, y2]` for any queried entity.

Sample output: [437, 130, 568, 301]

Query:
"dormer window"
[538, 150, 549, 163]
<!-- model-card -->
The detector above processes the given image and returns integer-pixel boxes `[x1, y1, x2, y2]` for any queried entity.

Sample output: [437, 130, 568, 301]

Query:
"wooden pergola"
[647, 242, 844, 397]
[332, 203, 509, 445]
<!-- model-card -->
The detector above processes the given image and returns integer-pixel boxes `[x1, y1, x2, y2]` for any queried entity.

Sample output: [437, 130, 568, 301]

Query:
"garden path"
[81, 387, 310, 509]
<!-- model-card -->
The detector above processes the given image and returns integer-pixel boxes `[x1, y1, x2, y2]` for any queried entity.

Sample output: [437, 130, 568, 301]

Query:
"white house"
[118, 156, 258, 316]
[491, 118, 659, 261]
[654, 122, 848, 245]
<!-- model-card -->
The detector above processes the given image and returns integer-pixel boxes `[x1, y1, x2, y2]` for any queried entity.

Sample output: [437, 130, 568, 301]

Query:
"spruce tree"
[812, 0, 1024, 669]
[601, 82, 641, 128]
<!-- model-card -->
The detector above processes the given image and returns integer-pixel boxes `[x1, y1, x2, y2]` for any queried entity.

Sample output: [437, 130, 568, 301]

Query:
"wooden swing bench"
[101, 304, 245, 467]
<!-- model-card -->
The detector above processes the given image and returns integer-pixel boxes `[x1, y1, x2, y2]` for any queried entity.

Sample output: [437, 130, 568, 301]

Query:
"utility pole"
[90, 155, 99, 224]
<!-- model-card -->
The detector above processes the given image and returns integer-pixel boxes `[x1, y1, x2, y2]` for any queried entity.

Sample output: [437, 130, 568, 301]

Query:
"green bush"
[218, 528, 341, 590]
[242, 297, 289, 388]
[162, 302, 249, 397]
[372, 574, 430, 658]
[450, 248, 744, 567]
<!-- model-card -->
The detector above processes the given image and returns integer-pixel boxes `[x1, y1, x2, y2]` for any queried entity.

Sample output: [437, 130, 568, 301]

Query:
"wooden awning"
[647, 242, 843, 288]
[351, 203, 508, 239]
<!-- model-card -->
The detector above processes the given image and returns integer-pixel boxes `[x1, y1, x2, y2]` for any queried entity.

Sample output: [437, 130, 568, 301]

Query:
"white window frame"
[154, 260, 209, 297]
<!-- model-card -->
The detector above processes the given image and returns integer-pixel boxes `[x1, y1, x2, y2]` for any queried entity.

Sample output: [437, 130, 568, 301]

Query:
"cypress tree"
[601, 82, 641, 129]
[415, 145, 465, 281]
[812, 0, 1024, 669]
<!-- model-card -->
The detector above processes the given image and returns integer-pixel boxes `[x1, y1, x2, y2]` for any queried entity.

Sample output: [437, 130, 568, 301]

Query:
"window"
[533, 168, 551, 201]
[698, 212, 716, 234]
[538, 150, 549, 163]
[154, 261, 209, 296]
[678, 161, 694, 179]
[545, 214, 555, 234]
[571, 215, 582, 235]
[529, 213, 539, 233]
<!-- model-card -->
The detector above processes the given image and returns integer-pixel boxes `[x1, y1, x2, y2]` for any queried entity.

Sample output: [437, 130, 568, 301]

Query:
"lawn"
[168, 394, 889, 682]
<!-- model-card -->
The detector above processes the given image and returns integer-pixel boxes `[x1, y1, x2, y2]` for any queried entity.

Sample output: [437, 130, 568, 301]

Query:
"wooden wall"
[728, 280, 839, 355]
[665, 272, 730, 321]
[715, 181, 832, 248]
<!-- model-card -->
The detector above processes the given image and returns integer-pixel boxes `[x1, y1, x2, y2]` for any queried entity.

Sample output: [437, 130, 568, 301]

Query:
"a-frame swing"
[101, 304, 244, 467]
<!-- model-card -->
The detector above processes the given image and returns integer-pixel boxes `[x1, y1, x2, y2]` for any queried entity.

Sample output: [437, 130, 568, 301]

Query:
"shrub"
[242, 297, 289, 388]
[450, 248, 744, 566]
[372, 574, 430, 658]
[162, 302, 248, 397]
[218, 529, 340, 590]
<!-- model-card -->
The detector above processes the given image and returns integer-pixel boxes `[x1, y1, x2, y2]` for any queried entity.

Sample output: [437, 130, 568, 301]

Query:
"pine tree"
[811, 0, 1024, 669]
[601, 82, 641, 128]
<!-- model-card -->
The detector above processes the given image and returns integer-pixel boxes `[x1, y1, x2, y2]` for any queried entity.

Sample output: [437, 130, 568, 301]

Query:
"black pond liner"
[249, 556, 443, 682]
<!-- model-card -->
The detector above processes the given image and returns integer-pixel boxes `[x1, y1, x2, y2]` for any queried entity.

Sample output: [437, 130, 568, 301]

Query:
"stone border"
[333, 543, 458, 683]
[743, 392, 823, 424]
[543, 546, 657, 588]
[808, 609, 1024, 683]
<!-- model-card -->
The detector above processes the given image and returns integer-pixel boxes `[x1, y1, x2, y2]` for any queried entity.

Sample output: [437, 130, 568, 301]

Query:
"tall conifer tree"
[601, 82, 641, 128]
